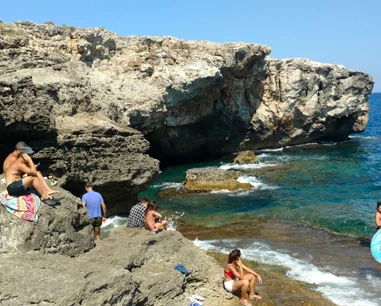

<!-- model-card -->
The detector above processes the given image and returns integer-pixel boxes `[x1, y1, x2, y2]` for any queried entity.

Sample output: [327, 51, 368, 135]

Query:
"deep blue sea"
[106, 93, 381, 305]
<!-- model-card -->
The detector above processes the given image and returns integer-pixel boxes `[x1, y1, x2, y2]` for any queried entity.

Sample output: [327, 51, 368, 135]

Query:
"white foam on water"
[237, 175, 278, 190]
[219, 162, 278, 170]
[349, 135, 378, 140]
[152, 182, 183, 189]
[255, 147, 284, 153]
[101, 215, 128, 228]
[165, 211, 184, 231]
[209, 189, 232, 194]
[228, 190, 253, 197]
[193, 238, 380, 306]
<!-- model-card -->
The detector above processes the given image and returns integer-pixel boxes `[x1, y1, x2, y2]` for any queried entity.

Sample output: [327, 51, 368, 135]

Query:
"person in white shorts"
[223, 249, 263, 306]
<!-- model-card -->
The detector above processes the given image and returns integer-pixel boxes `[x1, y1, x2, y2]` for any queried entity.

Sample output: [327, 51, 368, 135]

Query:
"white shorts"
[223, 278, 238, 293]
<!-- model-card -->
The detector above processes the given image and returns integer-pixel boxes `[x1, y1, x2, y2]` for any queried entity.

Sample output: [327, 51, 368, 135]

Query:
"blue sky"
[1, 0, 380, 92]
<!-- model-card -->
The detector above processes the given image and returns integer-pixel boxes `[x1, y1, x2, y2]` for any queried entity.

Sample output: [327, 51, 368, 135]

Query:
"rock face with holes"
[0, 227, 235, 306]
[0, 21, 374, 213]
[0, 176, 94, 257]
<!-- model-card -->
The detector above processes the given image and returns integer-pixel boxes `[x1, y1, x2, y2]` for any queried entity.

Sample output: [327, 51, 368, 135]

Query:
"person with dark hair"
[126, 197, 150, 228]
[144, 201, 168, 231]
[223, 249, 262, 306]
[375, 202, 381, 231]
[4, 144, 59, 206]
[3, 141, 59, 196]
[82, 182, 107, 240]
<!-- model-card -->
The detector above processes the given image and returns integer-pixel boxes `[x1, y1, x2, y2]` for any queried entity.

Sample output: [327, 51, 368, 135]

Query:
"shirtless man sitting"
[4, 147, 59, 206]
[3, 141, 58, 195]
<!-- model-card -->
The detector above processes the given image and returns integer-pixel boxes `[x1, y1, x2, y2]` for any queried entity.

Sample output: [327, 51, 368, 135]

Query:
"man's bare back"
[3, 152, 19, 174]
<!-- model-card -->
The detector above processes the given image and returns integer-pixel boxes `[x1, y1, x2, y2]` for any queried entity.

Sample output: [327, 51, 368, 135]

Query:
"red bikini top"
[224, 270, 234, 278]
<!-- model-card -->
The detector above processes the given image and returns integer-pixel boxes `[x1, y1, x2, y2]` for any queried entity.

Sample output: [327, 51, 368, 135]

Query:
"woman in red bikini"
[144, 201, 168, 231]
[223, 249, 262, 306]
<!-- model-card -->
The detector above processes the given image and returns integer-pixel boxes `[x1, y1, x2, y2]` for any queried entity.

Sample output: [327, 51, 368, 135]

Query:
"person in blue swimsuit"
[223, 249, 262, 306]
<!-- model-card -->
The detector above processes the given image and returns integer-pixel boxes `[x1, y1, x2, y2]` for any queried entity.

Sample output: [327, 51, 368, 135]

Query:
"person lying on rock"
[223, 249, 262, 306]
[4, 146, 59, 206]
[82, 182, 107, 240]
[126, 197, 150, 228]
[3, 141, 59, 195]
[144, 201, 168, 232]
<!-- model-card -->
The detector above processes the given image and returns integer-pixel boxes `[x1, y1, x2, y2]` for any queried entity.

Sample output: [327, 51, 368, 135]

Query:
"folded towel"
[1, 192, 40, 222]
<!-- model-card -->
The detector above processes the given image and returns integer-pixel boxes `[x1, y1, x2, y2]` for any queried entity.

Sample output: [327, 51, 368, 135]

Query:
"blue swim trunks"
[7, 179, 28, 197]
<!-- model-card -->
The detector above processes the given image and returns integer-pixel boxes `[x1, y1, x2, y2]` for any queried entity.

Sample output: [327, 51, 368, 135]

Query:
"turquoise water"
[142, 93, 381, 238]
[137, 92, 381, 305]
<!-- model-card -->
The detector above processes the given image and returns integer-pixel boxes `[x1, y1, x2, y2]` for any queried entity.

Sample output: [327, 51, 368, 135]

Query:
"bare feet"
[249, 294, 262, 300]
[47, 189, 60, 195]
[240, 299, 252, 306]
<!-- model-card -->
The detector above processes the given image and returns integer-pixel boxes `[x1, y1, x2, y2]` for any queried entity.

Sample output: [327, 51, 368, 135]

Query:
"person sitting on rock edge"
[375, 201, 381, 231]
[126, 197, 150, 228]
[82, 182, 107, 240]
[144, 201, 168, 232]
[4, 147, 59, 206]
[223, 249, 262, 306]
[3, 141, 59, 195]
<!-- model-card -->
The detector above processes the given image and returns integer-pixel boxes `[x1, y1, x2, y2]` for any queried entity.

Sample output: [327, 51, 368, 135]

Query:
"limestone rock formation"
[0, 176, 94, 256]
[184, 168, 252, 192]
[0, 21, 374, 212]
[233, 150, 259, 164]
[0, 227, 235, 306]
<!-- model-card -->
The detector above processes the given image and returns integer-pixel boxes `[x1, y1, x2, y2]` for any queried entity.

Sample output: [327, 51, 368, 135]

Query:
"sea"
[104, 92, 381, 306]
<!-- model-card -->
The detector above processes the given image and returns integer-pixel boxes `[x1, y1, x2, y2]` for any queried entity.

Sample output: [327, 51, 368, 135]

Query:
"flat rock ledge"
[0, 227, 234, 306]
[184, 168, 252, 192]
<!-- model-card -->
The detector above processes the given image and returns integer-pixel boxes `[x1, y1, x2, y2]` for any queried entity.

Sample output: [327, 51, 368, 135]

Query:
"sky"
[1, 0, 380, 92]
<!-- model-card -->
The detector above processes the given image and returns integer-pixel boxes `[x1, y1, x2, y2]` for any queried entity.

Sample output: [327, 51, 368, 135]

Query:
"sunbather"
[4, 148, 59, 206]
[223, 249, 262, 306]
[144, 201, 168, 231]
[3, 141, 59, 195]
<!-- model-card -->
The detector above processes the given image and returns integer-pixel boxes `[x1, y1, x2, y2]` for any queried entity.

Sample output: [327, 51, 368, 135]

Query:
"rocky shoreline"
[0, 20, 373, 305]
[0, 174, 337, 305]
[0, 225, 337, 306]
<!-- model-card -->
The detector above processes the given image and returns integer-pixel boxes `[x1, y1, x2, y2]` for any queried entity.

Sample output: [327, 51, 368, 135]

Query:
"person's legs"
[162, 220, 168, 230]
[94, 227, 101, 240]
[92, 217, 102, 240]
[22, 176, 49, 200]
[36, 171, 59, 194]
[154, 221, 168, 230]
[243, 274, 261, 299]
[232, 279, 250, 305]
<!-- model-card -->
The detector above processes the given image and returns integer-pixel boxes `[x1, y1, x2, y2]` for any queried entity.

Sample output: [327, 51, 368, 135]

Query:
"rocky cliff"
[0, 226, 337, 306]
[0, 21, 374, 213]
